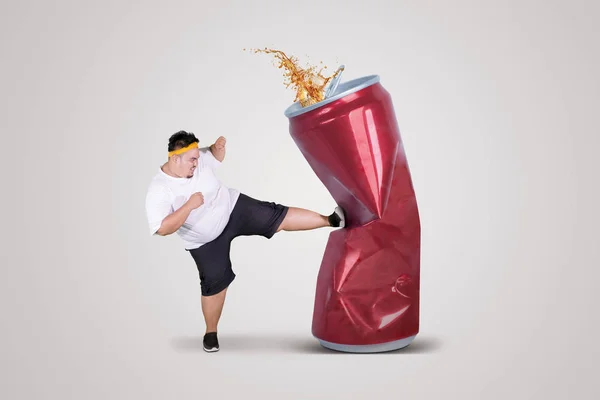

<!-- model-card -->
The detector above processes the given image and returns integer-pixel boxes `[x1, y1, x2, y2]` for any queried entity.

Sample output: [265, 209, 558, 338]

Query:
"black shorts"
[187, 193, 289, 296]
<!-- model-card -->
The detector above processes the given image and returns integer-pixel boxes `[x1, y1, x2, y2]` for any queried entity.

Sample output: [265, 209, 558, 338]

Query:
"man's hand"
[210, 136, 226, 162]
[214, 136, 226, 150]
[186, 192, 205, 209]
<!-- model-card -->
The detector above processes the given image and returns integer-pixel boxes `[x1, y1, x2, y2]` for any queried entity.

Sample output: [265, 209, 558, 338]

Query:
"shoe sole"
[335, 206, 346, 228]
[203, 346, 219, 352]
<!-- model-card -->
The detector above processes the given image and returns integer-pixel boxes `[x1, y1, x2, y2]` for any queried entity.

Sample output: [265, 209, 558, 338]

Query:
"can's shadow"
[289, 336, 442, 355]
[170, 334, 441, 355]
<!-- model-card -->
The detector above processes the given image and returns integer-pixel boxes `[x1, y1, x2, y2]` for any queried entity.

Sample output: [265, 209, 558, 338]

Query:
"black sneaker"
[203, 332, 219, 352]
[328, 206, 346, 228]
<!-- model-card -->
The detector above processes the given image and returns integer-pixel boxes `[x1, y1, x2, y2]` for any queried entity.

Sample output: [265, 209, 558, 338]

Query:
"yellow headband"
[168, 142, 198, 157]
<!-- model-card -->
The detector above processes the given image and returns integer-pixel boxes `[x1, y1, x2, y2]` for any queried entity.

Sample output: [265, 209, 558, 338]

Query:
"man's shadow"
[171, 334, 442, 354]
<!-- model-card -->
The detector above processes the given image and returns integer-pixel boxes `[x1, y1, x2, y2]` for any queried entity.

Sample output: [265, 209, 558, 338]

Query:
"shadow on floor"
[170, 334, 442, 355]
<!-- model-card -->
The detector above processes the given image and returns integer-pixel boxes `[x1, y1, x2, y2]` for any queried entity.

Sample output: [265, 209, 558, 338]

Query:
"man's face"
[174, 148, 199, 178]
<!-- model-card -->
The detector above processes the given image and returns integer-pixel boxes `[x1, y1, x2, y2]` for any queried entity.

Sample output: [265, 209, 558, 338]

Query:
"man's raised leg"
[277, 206, 345, 232]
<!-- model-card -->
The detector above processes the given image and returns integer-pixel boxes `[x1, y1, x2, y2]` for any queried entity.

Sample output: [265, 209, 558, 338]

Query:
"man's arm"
[156, 203, 193, 236]
[209, 136, 226, 162]
[156, 192, 205, 236]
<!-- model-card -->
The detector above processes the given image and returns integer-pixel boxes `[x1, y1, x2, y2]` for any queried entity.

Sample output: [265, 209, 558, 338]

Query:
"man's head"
[167, 130, 200, 178]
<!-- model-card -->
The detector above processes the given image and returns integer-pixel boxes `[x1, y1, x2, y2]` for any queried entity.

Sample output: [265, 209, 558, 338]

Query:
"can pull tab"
[325, 65, 345, 98]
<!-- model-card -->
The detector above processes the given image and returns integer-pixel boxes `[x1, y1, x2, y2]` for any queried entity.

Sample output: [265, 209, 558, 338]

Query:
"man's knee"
[202, 286, 228, 298]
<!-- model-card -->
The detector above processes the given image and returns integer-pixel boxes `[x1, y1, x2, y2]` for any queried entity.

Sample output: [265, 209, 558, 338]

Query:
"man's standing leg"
[201, 288, 227, 333]
[188, 236, 236, 353]
[200, 288, 227, 352]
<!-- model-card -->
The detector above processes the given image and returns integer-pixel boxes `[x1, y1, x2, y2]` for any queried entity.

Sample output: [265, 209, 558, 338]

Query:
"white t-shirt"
[145, 147, 240, 250]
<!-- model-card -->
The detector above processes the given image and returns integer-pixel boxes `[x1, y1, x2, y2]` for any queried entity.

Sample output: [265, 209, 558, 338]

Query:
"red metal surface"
[288, 81, 420, 345]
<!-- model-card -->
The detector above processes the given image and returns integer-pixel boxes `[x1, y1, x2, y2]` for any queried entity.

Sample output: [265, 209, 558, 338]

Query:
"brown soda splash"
[246, 48, 344, 107]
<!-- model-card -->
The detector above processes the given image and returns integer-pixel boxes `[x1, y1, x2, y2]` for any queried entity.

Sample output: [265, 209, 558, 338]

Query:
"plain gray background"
[2, 0, 599, 398]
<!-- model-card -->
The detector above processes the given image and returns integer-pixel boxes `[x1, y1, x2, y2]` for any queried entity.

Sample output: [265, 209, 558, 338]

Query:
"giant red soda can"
[284, 75, 421, 352]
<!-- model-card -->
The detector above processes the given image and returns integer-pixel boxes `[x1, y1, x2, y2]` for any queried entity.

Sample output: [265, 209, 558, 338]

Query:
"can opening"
[284, 75, 381, 119]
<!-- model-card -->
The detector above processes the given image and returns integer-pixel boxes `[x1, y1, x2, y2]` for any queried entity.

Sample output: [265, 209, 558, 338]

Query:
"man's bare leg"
[277, 206, 345, 232]
[201, 287, 227, 334]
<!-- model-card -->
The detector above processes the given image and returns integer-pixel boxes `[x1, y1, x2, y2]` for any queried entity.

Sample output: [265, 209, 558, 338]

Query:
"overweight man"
[145, 130, 345, 352]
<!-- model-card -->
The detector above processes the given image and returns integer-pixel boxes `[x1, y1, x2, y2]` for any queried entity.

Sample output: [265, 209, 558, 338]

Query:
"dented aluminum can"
[284, 75, 421, 352]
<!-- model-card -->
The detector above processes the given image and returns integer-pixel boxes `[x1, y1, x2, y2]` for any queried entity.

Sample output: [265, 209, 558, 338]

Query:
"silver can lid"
[284, 74, 381, 119]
